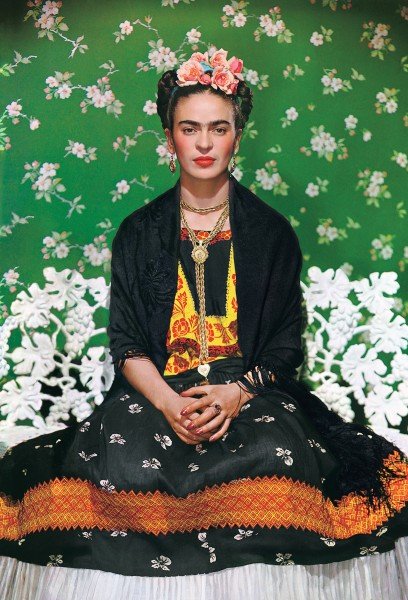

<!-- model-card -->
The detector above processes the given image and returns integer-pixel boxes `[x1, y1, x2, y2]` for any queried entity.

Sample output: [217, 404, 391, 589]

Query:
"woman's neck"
[179, 173, 230, 210]
[179, 173, 231, 231]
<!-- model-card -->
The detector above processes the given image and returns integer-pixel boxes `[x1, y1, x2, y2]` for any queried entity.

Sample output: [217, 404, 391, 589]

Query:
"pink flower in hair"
[190, 51, 209, 63]
[211, 66, 238, 95]
[176, 59, 205, 86]
[199, 72, 212, 85]
[209, 48, 229, 68]
[228, 56, 244, 80]
[174, 47, 245, 94]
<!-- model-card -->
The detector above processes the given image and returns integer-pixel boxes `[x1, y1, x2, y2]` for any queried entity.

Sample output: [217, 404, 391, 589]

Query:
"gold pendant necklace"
[179, 191, 230, 382]
[191, 240, 209, 264]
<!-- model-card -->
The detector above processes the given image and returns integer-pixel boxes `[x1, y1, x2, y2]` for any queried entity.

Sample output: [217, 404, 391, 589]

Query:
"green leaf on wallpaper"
[288, 216, 300, 227]
[98, 219, 113, 230]
[316, 177, 329, 192]
[396, 202, 406, 219]
[351, 68, 365, 81]
[321, 27, 333, 35]
[279, 30, 294, 44]
[268, 145, 282, 154]
[242, 122, 258, 140]
[346, 217, 361, 229]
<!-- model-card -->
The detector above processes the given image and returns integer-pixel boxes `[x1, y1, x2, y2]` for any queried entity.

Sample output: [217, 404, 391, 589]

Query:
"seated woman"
[0, 47, 407, 600]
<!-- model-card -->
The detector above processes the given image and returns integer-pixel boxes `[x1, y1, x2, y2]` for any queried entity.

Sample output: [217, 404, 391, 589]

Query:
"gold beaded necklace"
[179, 191, 230, 383]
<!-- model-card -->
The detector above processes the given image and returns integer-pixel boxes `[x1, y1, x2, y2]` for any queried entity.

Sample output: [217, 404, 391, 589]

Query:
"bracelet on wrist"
[229, 383, 242, 419]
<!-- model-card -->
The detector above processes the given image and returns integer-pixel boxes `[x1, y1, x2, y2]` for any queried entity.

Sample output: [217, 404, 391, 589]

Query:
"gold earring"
[229, 153, 236, 174]
[169, 153, 176, 173]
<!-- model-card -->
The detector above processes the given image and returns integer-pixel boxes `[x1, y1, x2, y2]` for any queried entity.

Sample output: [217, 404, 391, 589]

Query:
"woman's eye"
[183, 128, 195, 133]
[215, 128, 227, 134]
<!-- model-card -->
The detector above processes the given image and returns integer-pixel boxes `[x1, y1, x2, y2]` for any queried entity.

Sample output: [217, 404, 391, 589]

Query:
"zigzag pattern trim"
[0, 450, 406, 540]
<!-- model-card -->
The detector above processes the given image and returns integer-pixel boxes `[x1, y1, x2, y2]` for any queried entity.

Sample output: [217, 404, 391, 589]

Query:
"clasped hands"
[162, 382, 246, 446]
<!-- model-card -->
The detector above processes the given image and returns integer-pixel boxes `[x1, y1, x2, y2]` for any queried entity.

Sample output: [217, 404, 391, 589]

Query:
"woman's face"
[165, 90, 242, 181]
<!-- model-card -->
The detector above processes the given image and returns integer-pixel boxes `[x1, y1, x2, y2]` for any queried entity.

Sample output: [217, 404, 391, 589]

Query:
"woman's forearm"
[121, 358, 179, 411]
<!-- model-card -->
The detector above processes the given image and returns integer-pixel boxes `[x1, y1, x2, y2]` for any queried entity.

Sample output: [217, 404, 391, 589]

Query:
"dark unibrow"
[177, 119, 231, 127]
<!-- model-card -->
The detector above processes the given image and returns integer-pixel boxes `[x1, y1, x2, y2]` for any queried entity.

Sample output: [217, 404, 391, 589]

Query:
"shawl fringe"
[235, 361, 408, 517]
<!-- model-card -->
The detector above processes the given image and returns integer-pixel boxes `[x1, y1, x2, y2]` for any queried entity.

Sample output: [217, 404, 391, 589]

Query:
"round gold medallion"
[191, 243, 209, 264]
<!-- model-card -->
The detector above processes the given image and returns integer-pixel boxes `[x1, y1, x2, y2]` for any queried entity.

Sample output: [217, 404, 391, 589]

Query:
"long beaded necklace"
[179, 190, 230, 383]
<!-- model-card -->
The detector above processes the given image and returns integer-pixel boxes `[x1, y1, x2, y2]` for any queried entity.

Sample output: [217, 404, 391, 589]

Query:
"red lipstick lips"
[194, 157, 215, 167]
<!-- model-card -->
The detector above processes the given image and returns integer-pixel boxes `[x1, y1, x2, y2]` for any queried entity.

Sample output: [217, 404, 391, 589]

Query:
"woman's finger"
[181, 412, 205, 432]
[180, 399, 210, 417]
[180, 412, 212, 440]
[176, 424, 203, 442]
[189, 410, 226, 435]
[179, 385, 210, 397]
[208, 418, 231, 442]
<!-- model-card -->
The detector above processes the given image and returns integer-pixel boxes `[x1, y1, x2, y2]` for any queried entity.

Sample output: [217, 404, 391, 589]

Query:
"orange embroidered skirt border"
[0, 450, 407, 541]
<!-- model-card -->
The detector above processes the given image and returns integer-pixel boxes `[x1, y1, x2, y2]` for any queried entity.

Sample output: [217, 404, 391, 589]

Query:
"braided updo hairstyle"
[157, 69, 253, 134]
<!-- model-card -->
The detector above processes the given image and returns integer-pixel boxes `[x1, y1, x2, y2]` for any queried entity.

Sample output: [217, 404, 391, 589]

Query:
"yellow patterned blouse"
[163, 227, 243, 375]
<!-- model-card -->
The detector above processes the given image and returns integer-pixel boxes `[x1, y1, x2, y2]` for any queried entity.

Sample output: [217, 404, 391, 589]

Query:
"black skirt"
[0, 356, 407, 577]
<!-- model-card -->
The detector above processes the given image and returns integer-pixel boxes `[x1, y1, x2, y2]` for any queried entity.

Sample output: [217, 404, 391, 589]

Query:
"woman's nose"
[196, 130, 213, 149]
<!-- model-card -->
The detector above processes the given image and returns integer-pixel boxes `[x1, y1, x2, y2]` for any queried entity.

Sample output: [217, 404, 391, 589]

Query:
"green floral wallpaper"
[0, 1, 407, 435]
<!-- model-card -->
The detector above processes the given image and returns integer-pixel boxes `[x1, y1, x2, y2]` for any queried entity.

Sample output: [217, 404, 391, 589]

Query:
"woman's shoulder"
[113, 188, 171, 241]
[233, 178, 298, 240]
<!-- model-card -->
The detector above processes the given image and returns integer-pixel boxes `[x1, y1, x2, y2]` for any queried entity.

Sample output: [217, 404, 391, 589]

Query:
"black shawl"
[108, 174, 407, 513]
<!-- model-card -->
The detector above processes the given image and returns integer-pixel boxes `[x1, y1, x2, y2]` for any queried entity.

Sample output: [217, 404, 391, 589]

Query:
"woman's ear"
[164, 128, 175, 154]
